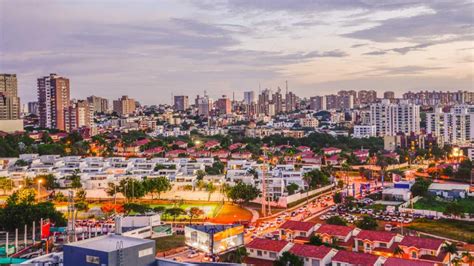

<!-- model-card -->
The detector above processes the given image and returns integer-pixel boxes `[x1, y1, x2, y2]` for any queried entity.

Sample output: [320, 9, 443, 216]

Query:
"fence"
[399, 196, 474, 221]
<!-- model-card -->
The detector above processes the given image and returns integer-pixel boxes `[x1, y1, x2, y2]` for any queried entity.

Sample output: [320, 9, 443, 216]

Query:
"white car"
[188, 252, 199, 258]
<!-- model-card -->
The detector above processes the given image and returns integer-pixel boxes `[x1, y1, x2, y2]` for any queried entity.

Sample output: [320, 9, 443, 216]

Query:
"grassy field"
[155, 235, 186, 252]
[413, 197, 474, 214]
[407, 218, 474, 243]
[151, 203, 221, 221]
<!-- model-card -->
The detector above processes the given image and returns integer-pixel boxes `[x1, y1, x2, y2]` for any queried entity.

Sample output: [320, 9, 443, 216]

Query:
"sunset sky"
[1, 0, 473, 104]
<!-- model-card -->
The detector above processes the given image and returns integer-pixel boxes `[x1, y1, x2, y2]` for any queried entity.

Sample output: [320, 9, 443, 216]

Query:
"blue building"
[428, 183, 470, 199]
[63, 234, 155, 266]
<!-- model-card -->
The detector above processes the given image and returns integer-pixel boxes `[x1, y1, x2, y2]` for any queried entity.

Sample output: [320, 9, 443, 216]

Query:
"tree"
[444, 202, 465, 218]
[143, 176, 172, 199]
[196, 170, 206, 180]
[333, 192, 343, 204]
[0, 177, 13, 195]
[123, 203, 151, 214]
[326, 216, 347, 226]
[394, 246, 405, 258]
[411, 177, 432, 197]
[309, 235, 323, 246]
[187, 207, 204, 224]
[68, 172, 82, 189]
[222, 247, 248, 263]
[274, 251, 304, 266]
[227, 182, 260, 206]
[206, 182, 217, 201]
[442, 243, 458, 266]
[286, 183, 299, 195]
[356, 215, 378, 230]
[165, 207, 186, 224]
[101, 203, 124, 217]
[39, 174, 57, 191]
[119, 178, 146, 202]
[303, 169, 330, 189]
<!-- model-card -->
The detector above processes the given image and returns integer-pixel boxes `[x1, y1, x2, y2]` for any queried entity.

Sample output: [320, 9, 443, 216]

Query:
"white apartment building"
[353, 125, 377, 138]
[370, 100, 420, 136]
[426, 105, 474, 146]
[299, 117, 319, 128]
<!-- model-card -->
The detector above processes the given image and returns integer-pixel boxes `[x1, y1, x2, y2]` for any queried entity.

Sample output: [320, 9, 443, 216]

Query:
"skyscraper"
[87, 95, 109, 113]
[0, 74, 21, 120]
[37, 73, 70, 130]
[370, 99, 420, 136]
[113, 95, 136, 116]
[197, 95, 213, 117]
[173, 95, 189, 111]
[426, 105, 474, 146]
[64, 100, 94, 132]
[243, 91, 255, 105]
[384, 91, 395, 99]
[216, 95, 231, 115]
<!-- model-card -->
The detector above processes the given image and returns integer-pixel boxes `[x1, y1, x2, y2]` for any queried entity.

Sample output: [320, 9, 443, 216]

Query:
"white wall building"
[353, 125, 377, 138]
[370, 100, 420, 136]
[426, 105, 474, 146]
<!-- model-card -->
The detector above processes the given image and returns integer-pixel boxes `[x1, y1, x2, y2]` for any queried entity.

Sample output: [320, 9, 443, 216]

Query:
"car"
[384, 224, 393, 231]
[391, 217, 398, 222]
[188, 251, 199, 258]
[248, 226, 256, 231]
[397, 217, 404, 223]
[403, 218, 412, 224]
[384, 216, 391, 221]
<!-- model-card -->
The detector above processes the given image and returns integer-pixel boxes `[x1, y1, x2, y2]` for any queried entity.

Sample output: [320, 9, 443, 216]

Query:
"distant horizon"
[1, 0, 473, 105]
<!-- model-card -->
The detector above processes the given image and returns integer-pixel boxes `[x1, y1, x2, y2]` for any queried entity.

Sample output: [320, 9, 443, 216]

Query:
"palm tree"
[206, 182, 217, 201]
[394, 246, 405, 258]
[302, 172, 312, 204]
[443, 243, 459, 266]
[230, 247, 248, 263]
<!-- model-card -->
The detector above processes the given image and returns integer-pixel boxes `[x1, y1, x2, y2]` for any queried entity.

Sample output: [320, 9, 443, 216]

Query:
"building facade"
[37, 73, 70, 130]
[173, 95, 189, 111]
[0, 74, 21, 120]
[426, 105, 474, 146]
[113, 95, 136, 116]
[370, 100, 420, 136]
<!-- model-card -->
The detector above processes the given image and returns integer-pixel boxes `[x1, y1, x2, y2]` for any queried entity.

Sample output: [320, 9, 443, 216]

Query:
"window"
[257, 250, 262, 256]
[269, 252, 277, 258]
[379, 243, 387, 248]
[138, 247, 153, 258]
[300, 232, 306, 236]
[411, 251, 417, 258]
[86, 255, 100, 264]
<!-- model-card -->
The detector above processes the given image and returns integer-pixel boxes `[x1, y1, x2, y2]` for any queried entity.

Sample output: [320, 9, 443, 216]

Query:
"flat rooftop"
[186, 224, 241, 234]
[64, 234, 153, 252]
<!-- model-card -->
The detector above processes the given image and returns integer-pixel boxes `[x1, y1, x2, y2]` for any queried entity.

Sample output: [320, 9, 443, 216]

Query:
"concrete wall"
[0, 119, 23, 133]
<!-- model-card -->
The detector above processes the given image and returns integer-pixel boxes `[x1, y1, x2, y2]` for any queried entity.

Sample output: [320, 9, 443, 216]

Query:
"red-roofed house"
[204, 140, 220, 149]
[314, 224, 356, 244]
[297, 146, 312, 152]
[231, 151, 252, 160]
[354, 230, 399, 256]
[384, 257, 436, 266]
[279, 221, 317, 242]
[211, 149, 230, 159]
[289, 244, 337, 266]
[398, 236, 447, 263]
[143, 147, 164, 155]
[326, 154, 346, 166]
[353, 149, 370, 162]
[173, 140, 188, 149]
[246, 238, 292, 261]
[166, 149, 187, 158]
[229, 143, 244, 151]
[322, 147, 342, 156]
[332, 250, 385, 266]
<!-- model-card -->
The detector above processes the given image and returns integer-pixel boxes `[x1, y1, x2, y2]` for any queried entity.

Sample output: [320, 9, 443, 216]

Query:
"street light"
[37, 179, 43, 202]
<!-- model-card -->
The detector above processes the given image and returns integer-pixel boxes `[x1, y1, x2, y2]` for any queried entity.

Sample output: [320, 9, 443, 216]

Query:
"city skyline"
[1, 0, 473, 105]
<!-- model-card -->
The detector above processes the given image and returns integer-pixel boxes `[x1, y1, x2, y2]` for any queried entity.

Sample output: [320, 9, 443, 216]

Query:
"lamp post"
[37, 179, 43, 202]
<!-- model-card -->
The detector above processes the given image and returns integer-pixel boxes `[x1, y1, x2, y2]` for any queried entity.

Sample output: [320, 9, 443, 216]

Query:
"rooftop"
[279, 220, 316, 232]
[315, 224, 354, 237]
[289, 243, 333, 259]
[186, 224, 241, 234]
[332, 250, 380, 265]
[384, 257, 435, 266]
[64, 234, 153, 252]
[246, 238, 290, 253]
[399, 236, 444, 250]
[355, 230, 396, 243]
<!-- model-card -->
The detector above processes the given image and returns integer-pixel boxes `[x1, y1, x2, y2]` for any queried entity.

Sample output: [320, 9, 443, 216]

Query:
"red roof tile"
[384, 257, 435, 266]
[399, 236, 444, 251]
[246, 239, 290, 253]
[279, 220, 316, 232]
[243, 257, 274, 266]
[315, 224, 354, 238]
[332, 250, 380, 265]
[289, 244, 332, 259]
[355, 230, 396, 243]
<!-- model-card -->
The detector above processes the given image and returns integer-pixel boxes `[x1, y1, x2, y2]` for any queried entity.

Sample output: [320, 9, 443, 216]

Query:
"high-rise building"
[0, 74, 21, 120]
[370, 99, 420, 136]
[426, 105, 474, 146]
[403, 90, 474, 105]
[215, 95, 231, 115]
[197, 95, 212, 117]
[357, 90, 377, 105]
[257, 89, 271, 115]
[309, 96, 326, 111]
[28, 101, 39, 115]
[285, 91, 297, 112]
[173, 95, 189, 111]
[384, 91, 395, 99]
[64, 100, 94, 132]
[326, 94, 353, 109]
[87, 95, 109, 113]
[113, 95, 136, 116]
[272, 88, 283, 114]
[243, 91, 255, 105]
[37, 73, 70, 130]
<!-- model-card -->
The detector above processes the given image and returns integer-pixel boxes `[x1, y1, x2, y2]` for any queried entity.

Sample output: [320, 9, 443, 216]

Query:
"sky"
[1, 0, 473, 105]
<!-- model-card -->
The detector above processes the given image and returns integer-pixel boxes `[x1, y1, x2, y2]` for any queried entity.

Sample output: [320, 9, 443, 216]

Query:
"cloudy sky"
[1, 0, 473, 105]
